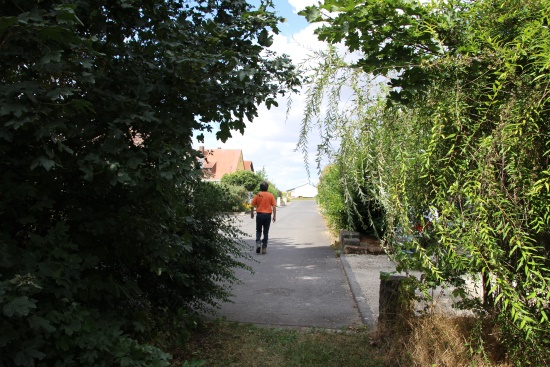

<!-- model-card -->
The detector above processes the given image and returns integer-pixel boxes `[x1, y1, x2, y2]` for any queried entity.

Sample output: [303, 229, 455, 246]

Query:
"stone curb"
[339, 254, 377, 329]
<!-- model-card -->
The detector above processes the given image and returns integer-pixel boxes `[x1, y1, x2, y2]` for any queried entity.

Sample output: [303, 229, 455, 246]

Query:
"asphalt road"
[211, 200, 363, 329]
[208, 200, 473, 329]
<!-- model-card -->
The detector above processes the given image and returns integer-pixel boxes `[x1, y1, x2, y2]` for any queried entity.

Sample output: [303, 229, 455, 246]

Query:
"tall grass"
[375, 314, 511, 367]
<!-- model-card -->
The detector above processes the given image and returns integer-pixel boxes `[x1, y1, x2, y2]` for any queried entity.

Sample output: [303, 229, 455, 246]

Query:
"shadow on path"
[209, 236, 362, 329]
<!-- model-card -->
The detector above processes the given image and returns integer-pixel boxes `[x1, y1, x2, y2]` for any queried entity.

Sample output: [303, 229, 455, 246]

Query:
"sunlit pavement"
[210, 200, 365, 329]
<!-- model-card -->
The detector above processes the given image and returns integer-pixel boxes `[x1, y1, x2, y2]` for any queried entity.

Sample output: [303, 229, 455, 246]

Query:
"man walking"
[250, 181, 277, 254]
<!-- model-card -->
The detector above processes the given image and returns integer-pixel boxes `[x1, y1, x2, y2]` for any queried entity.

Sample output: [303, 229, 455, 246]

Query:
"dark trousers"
[255, 213, 271, 246]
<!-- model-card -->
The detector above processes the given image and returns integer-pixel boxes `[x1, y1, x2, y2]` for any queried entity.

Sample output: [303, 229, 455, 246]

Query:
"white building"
[287, 183, 318, 198]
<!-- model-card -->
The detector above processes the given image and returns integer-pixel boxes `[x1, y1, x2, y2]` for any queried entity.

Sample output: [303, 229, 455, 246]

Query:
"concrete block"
[340, 230, 360, 249]
[343, 245, 369, 255]
[340, 230, 360, 241]
[342, 237, 360, 247]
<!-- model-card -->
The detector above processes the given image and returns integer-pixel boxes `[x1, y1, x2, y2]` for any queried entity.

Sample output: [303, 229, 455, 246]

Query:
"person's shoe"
[256, 241, 261, 254]
[262, 245, 267, 254]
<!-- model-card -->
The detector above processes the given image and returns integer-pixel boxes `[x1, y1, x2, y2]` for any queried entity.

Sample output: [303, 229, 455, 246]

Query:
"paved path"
[209, 200, 475, 329]
[212, 200, 363, 329]
[340, 254, 397, 327]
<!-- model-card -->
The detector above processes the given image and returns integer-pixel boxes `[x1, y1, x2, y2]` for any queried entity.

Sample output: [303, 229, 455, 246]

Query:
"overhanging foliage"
[300, 0, 550, 365]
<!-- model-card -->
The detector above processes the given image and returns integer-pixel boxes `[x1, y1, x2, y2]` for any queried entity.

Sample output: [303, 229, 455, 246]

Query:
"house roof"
[199, 148, 245, 180]
[244, 161, 254, 172]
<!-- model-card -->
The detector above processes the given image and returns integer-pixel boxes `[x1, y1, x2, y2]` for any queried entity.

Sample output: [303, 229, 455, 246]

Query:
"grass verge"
[174, 320, 388, 367]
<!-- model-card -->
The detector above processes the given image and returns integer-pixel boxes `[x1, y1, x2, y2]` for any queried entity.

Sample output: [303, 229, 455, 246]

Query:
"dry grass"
[374, 313, 512, 367]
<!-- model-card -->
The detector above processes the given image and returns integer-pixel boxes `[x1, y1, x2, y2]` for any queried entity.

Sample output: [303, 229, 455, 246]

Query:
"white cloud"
[271, 23, 325, 62]
[287, 0, 318, 13]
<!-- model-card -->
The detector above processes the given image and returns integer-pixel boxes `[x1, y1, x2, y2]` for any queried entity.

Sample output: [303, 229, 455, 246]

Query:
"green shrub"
[318, 164, 385, 236]
[221, 171, 262, 192]
[222, 184, 250, 211]
[317, 165, 347, 231]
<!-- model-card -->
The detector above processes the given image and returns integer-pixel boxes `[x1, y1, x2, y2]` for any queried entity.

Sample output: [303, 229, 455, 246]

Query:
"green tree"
[221, 169, 280, 203]
[220, 171, 258, 211]
[0, 0, 299, 365]
[300, 0, 550, 364]
[221, 170, 262, 192]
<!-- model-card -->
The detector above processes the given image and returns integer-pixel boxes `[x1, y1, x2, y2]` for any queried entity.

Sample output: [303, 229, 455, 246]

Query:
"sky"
[193, 0, 327, 191]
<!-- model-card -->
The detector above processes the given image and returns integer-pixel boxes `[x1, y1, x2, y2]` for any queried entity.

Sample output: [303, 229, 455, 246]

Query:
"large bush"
[317, 162, 386, 236]
[317, 164, 346, 231]
[223, 183, 250, 212]
[0, 0, 298, 365]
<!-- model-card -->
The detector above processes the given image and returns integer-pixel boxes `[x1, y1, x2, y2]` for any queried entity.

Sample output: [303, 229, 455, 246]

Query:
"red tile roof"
[244, 161, 254, 172]
[199, 147, 247, 180]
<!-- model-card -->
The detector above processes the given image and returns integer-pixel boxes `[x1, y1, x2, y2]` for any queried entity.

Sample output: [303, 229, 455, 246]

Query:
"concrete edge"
[339, 254, 377, 329]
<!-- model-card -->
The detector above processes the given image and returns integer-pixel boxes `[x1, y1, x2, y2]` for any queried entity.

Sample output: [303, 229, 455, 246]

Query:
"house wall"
[290, 184, 318, 198]
[236, 153, 245, 171]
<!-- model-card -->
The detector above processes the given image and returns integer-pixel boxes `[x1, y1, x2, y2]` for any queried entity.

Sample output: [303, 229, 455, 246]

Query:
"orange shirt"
[251, 191, 276, 214]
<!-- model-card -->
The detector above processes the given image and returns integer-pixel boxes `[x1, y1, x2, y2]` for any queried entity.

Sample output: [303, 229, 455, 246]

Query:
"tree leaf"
[3, 296, 37, 317]
[30, 156, 56, 171]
